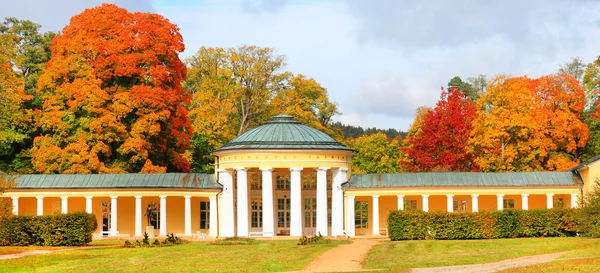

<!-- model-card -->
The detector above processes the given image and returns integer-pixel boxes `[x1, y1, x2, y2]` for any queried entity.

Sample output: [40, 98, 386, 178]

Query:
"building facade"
[1, 114, 594, 238]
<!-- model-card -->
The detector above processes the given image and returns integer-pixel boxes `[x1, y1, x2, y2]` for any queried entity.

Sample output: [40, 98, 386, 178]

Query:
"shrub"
[580, 178, 600, 237]
[388, 208, 577, 241]
[0, 212, 97, 246]
[297, 233, 330, 245]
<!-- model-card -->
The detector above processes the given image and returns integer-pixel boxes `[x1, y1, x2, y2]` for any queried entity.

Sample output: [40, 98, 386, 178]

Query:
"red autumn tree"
[402, 87, 477, 172]
[32, 4, 192, 174]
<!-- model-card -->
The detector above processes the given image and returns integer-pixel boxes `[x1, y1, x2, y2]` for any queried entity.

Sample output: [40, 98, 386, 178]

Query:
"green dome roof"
[215, 114, 352, 152]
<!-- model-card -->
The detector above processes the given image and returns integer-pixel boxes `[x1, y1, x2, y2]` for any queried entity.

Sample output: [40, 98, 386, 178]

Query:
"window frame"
[355, 201, 369, 229]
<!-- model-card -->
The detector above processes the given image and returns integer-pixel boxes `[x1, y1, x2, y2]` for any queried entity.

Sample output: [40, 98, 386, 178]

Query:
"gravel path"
[0, 246, 112, 261]
[285, 239, 381, 273]
[409, 250, 574, 273]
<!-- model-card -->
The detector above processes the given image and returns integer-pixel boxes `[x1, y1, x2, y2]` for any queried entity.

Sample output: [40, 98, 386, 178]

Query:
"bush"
[0, 212, 97, 246]
[297, 233, 330, 245]
[123, 233, 187, 248]
[580, 178, 600, 237]
[388, 208, 577, 241]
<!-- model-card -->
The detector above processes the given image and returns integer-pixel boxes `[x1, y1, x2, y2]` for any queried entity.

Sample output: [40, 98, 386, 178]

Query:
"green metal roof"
[214, 114, 352, 152]
[344, 172, 579, 188]
[13, 173, 221, 190]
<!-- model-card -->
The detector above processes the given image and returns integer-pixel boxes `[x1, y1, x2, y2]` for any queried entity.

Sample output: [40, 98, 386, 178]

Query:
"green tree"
[345, 132, 401, 174]
[448, 76, 477, 101]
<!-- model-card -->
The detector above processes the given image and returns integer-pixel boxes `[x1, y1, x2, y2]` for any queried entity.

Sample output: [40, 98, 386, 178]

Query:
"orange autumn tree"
[32, 4, 192, 174]
[468, 74, 588, 172]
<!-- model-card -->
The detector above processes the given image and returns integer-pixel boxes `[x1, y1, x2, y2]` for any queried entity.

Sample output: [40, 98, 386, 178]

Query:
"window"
[503, 199, 515, 209]
[250, 173, 261, 190]
[251, 199, 262, 228]
[200, 201, 210, 229]
[277, 198, 290, 228]
[304, 198, 316, 228]
[554, 198, 564, 208]
[302, 174, 316, 189]
[404, 200, 417, 210]
[453, 199, 467, 212]
[355, 201, 368, 228]
[276, 174, 290, 190]
[149, 202, 160, 229]
[101, 201, 111, 232]
[327, 197, 332, 226]
[52, 201, 61, 214]
[327, 172, 333, 189]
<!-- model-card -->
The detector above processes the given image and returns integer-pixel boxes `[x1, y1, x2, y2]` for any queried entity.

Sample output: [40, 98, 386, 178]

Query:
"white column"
[347, 196, 355, 237]
[11, 197, 19, 215]
[471, 195, 479, 212]
[546, 194, 554, 209]
[218, 169, 234, 237]
[110, 196, 118, 236]
[497, 194, 504, 210]
[290, 167, 303, 236]
[521, 194, 529, 210]
[209, 196, 217, 237]
[61, 196, 68, 214]
[331, 167, 347, 236]
[135, 196, 142, 237]
[36, 196, 44, 216]
[316, 167, 329, 236]
[446, 195, 454, 212]
[159, 196, 167, 236]
[571, 193, 579, 208]
[372, 195, 380, 235]
[397, 195, 405, 210]
[260, 167, 274, 236]
[85, 196, 93, 214]
[184, 196, 192, 236]
[235, 167, 249, 237]
[422, 195, 429, 212]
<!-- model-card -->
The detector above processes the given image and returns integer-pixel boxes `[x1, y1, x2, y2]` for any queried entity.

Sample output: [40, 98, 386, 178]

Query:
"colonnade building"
[2, 115, 596, 238]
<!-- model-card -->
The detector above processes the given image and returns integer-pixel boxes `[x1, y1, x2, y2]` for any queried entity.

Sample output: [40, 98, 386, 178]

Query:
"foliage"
[448, 76, 478, 101]
[331, 122, 406, 140]
[122, 233, 186, 248]
[468, 74, 588, 172]
[185, 45, 341, 172]
[210, 237, 257, 245]
[297, 233, 330, 245]
[402, 87, 477, 172]
[579, 178, 600, 237]
[388, 208, 578, 241]
[344, 132, 401, 174]
[0, 212, 97, 246]
[32, 4, 192, 174]
[0, 172, 16, 217]
[0, 18, 55, 173]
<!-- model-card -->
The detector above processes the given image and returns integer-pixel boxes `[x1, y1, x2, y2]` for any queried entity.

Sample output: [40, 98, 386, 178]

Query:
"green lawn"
[365, 237, 600, 271]
[0, 240, 347, 273]
[506, 240, 600, 273]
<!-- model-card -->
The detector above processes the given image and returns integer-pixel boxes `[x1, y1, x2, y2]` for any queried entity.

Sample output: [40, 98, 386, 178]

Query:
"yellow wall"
[213, 149, 353, 172]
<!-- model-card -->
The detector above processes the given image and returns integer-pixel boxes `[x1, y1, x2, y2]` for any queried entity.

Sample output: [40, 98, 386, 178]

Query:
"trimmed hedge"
[388, 208, 577, 240]
[0, 212, 97, 246]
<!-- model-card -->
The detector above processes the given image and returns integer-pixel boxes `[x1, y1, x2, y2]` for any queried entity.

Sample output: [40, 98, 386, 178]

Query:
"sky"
[2, 0, 600, 131]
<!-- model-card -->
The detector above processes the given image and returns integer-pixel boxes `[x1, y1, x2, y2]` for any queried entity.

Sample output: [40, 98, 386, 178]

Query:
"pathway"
[409, 250, 573, 273]
[0, 246, 112, 261]
[287, 239, 381, 273]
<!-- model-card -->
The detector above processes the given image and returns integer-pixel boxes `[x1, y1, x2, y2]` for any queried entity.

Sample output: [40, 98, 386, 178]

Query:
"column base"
[145, 226, 155, 239]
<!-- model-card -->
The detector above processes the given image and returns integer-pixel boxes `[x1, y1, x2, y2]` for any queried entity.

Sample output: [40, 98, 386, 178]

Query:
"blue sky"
[2, 0, 600, 131]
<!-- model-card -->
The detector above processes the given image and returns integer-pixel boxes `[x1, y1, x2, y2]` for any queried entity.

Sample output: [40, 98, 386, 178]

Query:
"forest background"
[1, 4, 600, 175]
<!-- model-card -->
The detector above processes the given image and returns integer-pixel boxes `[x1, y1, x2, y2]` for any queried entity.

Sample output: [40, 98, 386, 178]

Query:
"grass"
[0, 240, 123, 255]
[506, 241, 600, 272]
[0, 239, 348, 272]
[364, 237, 600, 271]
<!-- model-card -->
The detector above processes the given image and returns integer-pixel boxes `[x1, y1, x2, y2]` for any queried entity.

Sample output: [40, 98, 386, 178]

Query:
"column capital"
[347, 195, 355, 200]
[317, 167, 330, 171]
[209, 195, 217, 201]
[85, 196, 93, 199]
[397, 195, 405, 198]
[570, 193, 578, 196]
[290, 167, 304, 172]
[159, 196, 167, 199]
[259, 167, 273, 172]
[422, 195, 430, 198]
[546, 193, 555, 197]
[521, 194, 530, 197]
[11, 196, 19, 200]
[60, 196, 68, 199]
[372, 195, 380, 198]
[234, 167, 247, 172]
[134, 196, 142, 199]
[471, 194, 479, 197]
[36, 196, 44, 200]
[446, 194, 454, 197]
[496, 194, 505, 197]
[339, 167, 348, 172]
[110, 196, 118, 199]
[183, 196, 192, 199]
[217, 168, 233, 173]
